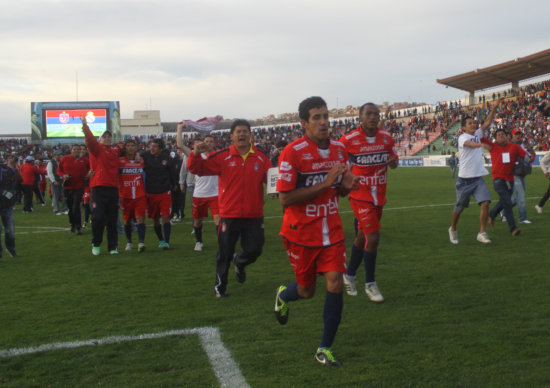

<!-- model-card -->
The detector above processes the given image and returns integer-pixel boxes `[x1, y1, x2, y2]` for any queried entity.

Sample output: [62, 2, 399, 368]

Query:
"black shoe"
[70, 226, 76, 233]
[234, 265, 246, 283]
[7, 248, 17, 258]
[215, 287, 229, 299]
[76, 228, 83, 235]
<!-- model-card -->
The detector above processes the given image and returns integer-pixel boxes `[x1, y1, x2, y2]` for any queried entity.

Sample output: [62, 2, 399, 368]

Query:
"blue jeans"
[512, 176, 527, 221]
[489, 179, 516, 232]
[0, 207, 15, 255]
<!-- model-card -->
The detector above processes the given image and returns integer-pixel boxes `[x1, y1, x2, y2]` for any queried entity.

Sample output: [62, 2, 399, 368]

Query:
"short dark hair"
[101, 130, 112, 138]
[299, 96, 327, 121]
[151, 138, 165, 149]
[230, 119, 251, 134]
[359, 102, 378, 115]
[461, 116, 473, 127]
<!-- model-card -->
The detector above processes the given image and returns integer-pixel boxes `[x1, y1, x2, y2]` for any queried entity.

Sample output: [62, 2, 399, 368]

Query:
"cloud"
[1, 0, 549, 134]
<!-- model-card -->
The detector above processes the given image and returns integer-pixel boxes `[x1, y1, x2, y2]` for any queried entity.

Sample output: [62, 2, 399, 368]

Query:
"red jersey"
[481, 138, 526, 181]
[187, 145, 271, 218]
[19, 163, 38, 185]
[83, 124, 120, 188]
[118, 157, 146, 199]
[57, 155, 90, 189]
[340, 127, 398, 206]
[277, 136, 347, 248]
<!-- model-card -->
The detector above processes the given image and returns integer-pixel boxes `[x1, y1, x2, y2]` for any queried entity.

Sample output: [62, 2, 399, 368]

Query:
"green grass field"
[1, 167, 549, 387]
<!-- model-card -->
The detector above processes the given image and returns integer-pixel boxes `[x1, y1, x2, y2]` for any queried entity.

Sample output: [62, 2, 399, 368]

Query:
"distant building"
[120, 110, 163, 136]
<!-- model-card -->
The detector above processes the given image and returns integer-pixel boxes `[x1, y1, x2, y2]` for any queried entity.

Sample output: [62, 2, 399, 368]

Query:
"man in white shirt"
[46, 150, 68, 215]
[177, 125, 220, 251]
[449, 98, 502, 244]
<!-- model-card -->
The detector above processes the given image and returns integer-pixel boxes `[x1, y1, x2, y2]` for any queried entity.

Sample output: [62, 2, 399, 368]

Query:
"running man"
[274, 96, 357, 367]
[339, 103, 398, 303]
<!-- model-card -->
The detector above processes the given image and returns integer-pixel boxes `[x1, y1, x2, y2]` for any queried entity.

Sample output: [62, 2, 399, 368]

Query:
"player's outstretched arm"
[176, 123, 192, 156]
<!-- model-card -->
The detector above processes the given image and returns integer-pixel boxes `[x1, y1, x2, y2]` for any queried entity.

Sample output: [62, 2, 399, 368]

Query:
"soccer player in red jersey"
[274, 96, 357, 367]
[339, 103, 398, 303]
[119, 139, 147, 252]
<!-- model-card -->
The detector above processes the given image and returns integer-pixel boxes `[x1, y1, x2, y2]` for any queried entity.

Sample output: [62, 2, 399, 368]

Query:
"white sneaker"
[138, 243, 146, 253]
[520, 220, 532, 224]
[501, 216, 507, 222]
[535, 205, 543, 214]
[343, 274, 357, 296]
[365, 282, 384, 303]
[194, 242, 203, 251]
[448, 227, 458, 244]
[476, 232, 491, 244]
[125, 243, 133, 251]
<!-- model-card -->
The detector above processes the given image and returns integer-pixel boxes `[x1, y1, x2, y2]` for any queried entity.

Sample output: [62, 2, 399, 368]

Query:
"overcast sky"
[1, 0, 548, 134]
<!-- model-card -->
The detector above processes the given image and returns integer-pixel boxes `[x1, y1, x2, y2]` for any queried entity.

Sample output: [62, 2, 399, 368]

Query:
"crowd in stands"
[2, 80, 549, 177]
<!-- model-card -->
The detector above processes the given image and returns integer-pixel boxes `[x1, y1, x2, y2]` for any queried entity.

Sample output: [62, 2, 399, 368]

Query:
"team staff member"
[188, 119, 271, 298]
[82, 117, 121, 255]
[274, 96, 357, 367]
[482, 129, 532, 236]
[119, 140, 147, 252]
[141, 138, 177, 249]
[339, 103, 398, 303]
[57, 144, 90, 234]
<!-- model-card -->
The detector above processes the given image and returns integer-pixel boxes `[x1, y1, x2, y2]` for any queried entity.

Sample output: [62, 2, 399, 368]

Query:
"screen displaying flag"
[45, 109, 107, 137]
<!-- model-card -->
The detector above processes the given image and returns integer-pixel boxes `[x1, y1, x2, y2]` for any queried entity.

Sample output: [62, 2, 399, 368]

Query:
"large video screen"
[30, 101, 120, 142]
[45, 109, 107, 138]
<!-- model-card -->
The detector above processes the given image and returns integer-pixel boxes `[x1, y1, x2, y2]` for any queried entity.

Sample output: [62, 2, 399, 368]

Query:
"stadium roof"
[437, 48, 550, 93]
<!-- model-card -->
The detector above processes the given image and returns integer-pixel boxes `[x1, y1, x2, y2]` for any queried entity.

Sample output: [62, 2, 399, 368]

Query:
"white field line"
[0, 327, 249, 388]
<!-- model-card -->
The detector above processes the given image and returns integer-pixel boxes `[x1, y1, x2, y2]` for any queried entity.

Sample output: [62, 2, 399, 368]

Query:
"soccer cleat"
[92, 246, 100, 256]
[6, 248, 18, 258]
[535, 205, 543, 214]
[194, 242, 203, 251]
[448, 227, 458, 244]
[234, 265, 246, 283]
[125, 243, 133, 251]
[138, 243, 146, 253]
[315, 348, 341, 367]
[343, 274, 358, 296]
[274, 285, 289, 325]
[158, 241, 170, 250]
[512, 228, 521, 236]
[476, 232, 491, 244]
[365, 282, 384, 303]
[110, 249, 119, 255]
[520, 220, 532, 224]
